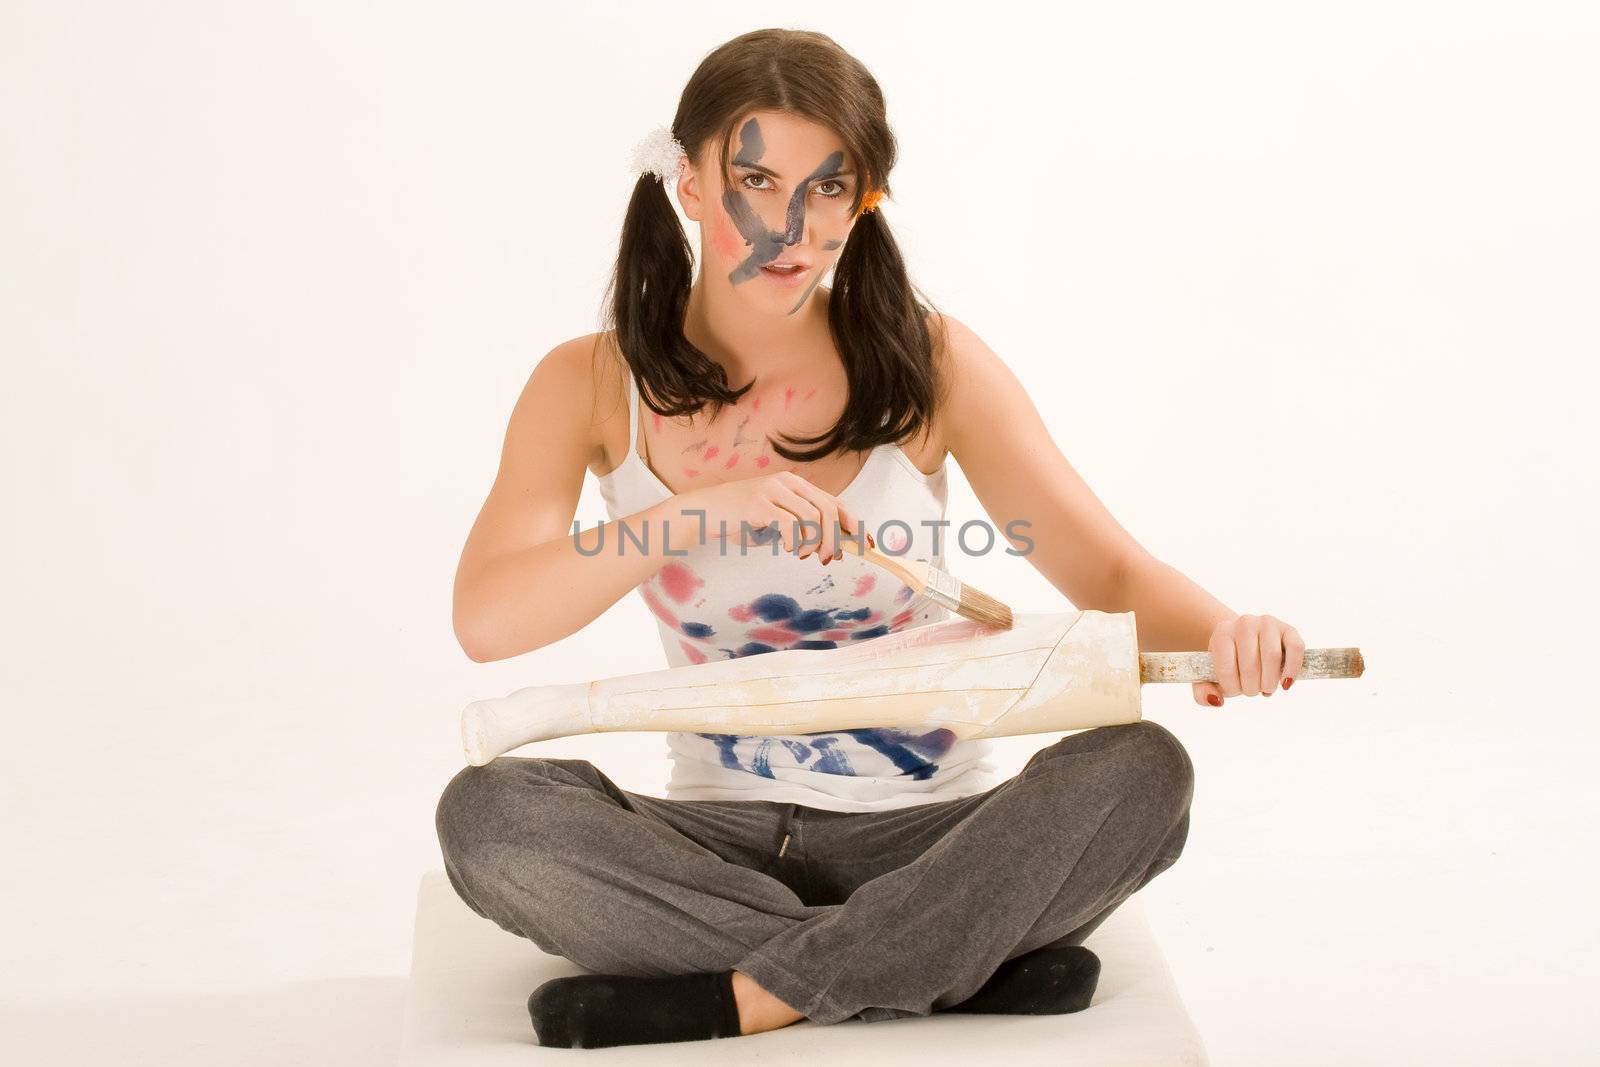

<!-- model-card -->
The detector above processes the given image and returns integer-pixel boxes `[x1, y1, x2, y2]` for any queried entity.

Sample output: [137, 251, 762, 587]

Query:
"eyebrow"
[734, 162, 856, 180]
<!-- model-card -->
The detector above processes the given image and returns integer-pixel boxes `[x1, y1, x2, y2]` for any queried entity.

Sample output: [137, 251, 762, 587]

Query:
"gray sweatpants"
[434, 719, 1194, 1026]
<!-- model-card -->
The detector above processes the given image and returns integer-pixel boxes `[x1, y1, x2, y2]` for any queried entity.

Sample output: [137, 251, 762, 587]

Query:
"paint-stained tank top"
[594, 370, 999, 812]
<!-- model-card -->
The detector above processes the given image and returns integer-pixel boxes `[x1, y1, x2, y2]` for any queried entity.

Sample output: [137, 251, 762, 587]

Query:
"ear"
[675, 159, 704, 223]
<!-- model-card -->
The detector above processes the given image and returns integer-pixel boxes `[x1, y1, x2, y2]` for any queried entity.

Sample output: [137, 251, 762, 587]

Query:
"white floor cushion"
[398, 869, 1209, 1065]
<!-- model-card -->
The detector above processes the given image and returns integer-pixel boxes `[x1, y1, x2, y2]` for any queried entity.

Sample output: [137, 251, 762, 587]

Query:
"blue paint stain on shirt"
[751, 594, 800, 622]
[793, 639, 837, 650]
[681, 621, 715, 638]
[850, 625, 890, 640]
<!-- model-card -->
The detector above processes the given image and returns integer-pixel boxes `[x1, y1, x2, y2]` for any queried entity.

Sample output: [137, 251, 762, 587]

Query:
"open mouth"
[761, 263, 812, 285]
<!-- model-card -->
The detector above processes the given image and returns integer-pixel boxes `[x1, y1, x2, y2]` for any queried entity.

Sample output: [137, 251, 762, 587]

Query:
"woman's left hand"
[1193, 613, 1305, 708]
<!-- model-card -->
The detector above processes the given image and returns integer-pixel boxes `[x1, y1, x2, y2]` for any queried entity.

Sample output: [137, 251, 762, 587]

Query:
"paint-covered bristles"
[955, 583, 1013, 631]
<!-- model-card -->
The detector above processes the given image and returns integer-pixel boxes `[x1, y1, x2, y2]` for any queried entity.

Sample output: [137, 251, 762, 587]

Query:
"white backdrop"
[4, 2, 1596, 1063]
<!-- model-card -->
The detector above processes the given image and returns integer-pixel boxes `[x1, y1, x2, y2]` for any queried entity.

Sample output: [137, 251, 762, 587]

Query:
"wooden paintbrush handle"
[1138, 647, 1364, 684]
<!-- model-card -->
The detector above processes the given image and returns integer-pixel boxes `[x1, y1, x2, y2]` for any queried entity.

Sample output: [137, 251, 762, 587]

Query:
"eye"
[741, 173, 772, 191]
[815, 179, 846, 198]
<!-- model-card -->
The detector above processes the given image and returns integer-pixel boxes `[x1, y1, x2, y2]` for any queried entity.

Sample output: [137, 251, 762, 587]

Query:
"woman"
[437, 28, 1303, 1049]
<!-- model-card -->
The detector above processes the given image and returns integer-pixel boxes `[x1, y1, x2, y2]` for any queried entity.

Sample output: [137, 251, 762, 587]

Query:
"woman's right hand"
[674, 470, 864, 563]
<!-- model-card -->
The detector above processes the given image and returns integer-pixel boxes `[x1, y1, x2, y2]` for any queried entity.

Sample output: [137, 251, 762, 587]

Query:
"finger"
[1235, 614, 1262, 697]
[1210, 622, 1241, 698]
[1258, 616, 1285, 696]
[785, 477, 844, 562]
[772, 483, 825, 558]
[1193, 681, 1225, 708]
[1282, 625, 1306, 689]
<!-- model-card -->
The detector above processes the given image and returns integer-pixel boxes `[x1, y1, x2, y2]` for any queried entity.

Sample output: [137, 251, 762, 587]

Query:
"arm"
[452, 336, 682, 662]
[937, 315, 1237, 653]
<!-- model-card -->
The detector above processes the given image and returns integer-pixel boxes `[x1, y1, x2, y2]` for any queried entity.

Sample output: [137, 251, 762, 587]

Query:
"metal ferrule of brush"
[920, 564, 964, 613]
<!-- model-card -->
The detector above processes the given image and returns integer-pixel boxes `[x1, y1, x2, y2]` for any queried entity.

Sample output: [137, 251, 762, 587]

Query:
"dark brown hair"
[599, 28, 948, 463]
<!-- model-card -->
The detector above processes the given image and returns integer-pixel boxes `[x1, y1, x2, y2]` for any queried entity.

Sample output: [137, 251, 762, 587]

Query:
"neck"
[684, 272, 829, 386]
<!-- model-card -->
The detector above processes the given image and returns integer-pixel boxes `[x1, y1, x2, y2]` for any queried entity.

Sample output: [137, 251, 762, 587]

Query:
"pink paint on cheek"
[703, 445, 719, 461]
[724, 453, 740, 469]
[851, 573, 878, 597]
[710, 214, 741, 261]
[728, 603, 756, 622]
[754, 455, 770, 468]
[658, 561, 705, 604]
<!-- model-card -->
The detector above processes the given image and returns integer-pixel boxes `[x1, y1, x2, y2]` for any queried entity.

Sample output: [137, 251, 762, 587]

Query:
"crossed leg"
[435, 719, 1193, 1029]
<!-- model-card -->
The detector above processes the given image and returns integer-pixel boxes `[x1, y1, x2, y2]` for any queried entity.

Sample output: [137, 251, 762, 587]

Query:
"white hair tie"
[630, 126, 686, 184]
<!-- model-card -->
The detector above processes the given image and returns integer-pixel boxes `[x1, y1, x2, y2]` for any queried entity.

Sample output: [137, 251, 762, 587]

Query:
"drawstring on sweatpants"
[778, 832, 791, 858]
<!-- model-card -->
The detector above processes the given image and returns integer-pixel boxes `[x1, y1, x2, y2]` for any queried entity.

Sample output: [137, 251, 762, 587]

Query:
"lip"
[760, 262, 813, 287]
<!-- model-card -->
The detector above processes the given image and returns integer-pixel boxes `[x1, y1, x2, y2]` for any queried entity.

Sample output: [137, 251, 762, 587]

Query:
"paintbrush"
[851, 530, 1014, 630]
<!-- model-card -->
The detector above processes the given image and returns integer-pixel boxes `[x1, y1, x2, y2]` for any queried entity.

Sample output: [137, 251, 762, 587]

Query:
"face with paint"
[677, 110, 863, 318]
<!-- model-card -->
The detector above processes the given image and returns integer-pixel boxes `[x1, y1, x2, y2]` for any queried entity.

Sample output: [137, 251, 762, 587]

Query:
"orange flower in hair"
[857, 187, 885, 216]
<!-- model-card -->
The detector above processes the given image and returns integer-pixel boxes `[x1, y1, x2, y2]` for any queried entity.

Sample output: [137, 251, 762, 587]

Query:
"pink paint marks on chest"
[724, 452, 740, 469]
[683, 468, 700, 478]
[752, 395, 762, 413]
[703, 445, 719, 461]
[804, 388, 816, 401]
[651, 412, 663, 433]
[657, 561, 705, 604]
[754, 455, 771, 468]
[851, 573, 878, 597]
[784, 386, 796, 409]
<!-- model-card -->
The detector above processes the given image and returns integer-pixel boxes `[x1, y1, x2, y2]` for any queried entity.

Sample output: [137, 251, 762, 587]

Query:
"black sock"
[938, 945, 1102, 1015]
[527, 968, 744, 1049]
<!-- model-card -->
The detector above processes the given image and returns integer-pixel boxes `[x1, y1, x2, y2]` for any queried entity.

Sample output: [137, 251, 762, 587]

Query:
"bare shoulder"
[923, 309, 1009, 460]
[516, 330, 629, 475]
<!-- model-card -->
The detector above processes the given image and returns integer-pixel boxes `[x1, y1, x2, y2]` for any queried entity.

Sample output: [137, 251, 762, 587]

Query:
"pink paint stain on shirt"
[748, 624, 800, 646]
[727, 602, 756, 622]
[678, 639, 708, 664]
[822, 629, 849, 640]
[890, 609, 915, 629]
[884, 527, 909, 552]
[658, 561, 705, 604]
[703, 445, 719, 461]
[639, 585, 680, 628]
[851, 573, 878, 597]
[754, 455, 771, 468]
[724, 453, 740, 469]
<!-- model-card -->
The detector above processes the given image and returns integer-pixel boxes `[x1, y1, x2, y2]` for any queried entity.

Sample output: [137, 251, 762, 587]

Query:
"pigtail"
[801, 205, 944, 454]
[602, 173, 746, 420]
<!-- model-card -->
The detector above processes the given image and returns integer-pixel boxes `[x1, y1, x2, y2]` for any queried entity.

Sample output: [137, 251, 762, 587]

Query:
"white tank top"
[595, 369, 1000, 812]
